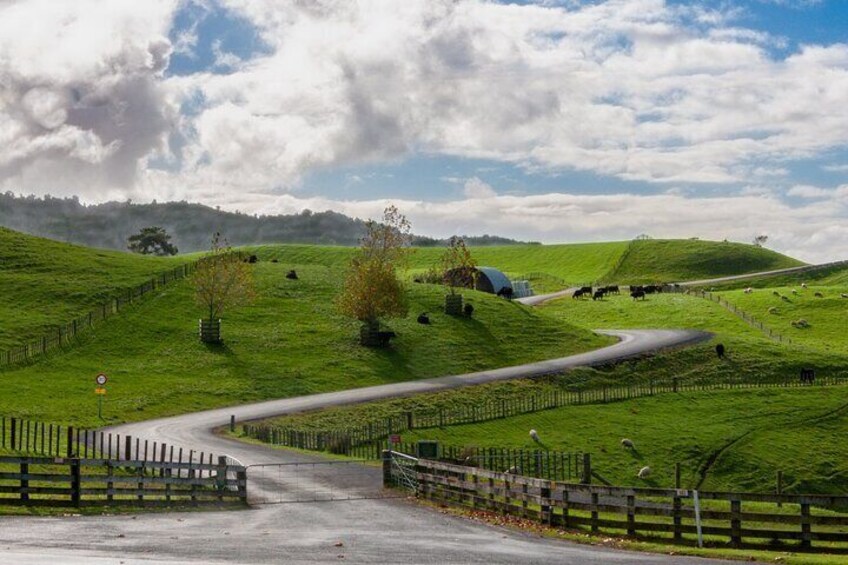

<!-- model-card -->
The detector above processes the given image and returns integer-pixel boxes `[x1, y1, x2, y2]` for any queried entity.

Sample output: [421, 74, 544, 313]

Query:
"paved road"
[675, 259, 848, 288]
[0, 328, 729, 564]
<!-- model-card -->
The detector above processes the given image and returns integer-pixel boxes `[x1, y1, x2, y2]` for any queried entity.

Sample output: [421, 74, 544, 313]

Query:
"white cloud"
[787, 184, 830, 199]
[463, 177, 497, 199]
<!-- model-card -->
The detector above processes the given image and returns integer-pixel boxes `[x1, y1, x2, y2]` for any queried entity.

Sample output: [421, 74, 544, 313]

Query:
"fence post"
[71, 458, 81, 507]
[216, 456, 227, 499]
[800, 502, 812, 549]
[10, 418, 16, 451]
[230, 415, 236, 433]
[626, 494, 636, 536]
[675, 463, 681, 489]
[125, 435, 132, 461]
[382, 450, 392, 487]
[581, 453, 591, 484]
[672, 377, 678, 393]
[730, 499, 742, 547]
[66, 426, 74, 457]
[20, 460, 29, 503]
[673, 493, 682, 542]
[776, 471, 783, 508]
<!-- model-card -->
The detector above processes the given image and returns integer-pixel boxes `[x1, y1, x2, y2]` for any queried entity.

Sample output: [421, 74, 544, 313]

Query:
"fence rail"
[412, 458, 848, 551]
[1, 262, 196, 368]
[0, 455, 246, 507]
[682, 288, 794, 345]
[241, 374, 848, 457]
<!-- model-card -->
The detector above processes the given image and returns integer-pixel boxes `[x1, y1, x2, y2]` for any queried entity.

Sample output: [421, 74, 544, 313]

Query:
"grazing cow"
[644, 285, 659, 294]
[496, 287, 514, 300]
[592, 290, 605, 301]
[800, 367, 815, 384]
[715, 343, 725, 359]
[607, 285, 620, 295]
[572, 289, 584, 299]
[630, 285, 644, 294]
[416, 313, 430, 325]
[247, 254, 258, 264]
[377, 331, 397, 347]
[631, 290, 646, 301]
[271, 259, 278, 263]
[580, 286, 593, 295]
[814, 292, 824, 298]
[285, 270, 298, 280]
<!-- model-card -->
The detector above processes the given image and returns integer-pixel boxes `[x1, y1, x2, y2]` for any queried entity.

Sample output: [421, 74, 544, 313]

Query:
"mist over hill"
[0, 193, 526, 252]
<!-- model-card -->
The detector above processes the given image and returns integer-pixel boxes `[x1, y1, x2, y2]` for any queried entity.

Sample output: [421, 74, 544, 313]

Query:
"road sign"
[389, 434, 401, 444]
[96, 373, 108, 385]
[95, 387, 107, 395]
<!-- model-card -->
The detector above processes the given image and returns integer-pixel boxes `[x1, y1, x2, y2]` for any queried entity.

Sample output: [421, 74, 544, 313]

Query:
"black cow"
[417, 313, 430, 325]
[496, 287, 514, 300]
[607, 285, 620, 295]
[631, 290, 646, 301]
[580, 286, 593, 295]
[715, 343, 725, 359]
[572, 289, 584, 299]
[464, 303, 475, 317]
[285, 270, 298, 280]
[377, 331, 397, 347]
[247, 254, 258, 264]
[592, 290, 605, 301]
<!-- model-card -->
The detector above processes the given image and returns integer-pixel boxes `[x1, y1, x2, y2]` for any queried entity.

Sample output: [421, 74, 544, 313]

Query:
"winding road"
[0, 327, 728, 564]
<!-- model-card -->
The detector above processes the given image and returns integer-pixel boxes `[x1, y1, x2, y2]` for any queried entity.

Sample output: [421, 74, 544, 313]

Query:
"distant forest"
[0, 193, 529, 253]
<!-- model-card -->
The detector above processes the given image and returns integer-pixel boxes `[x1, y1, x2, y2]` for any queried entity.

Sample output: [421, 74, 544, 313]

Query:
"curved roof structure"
[475, 266, 512, 295]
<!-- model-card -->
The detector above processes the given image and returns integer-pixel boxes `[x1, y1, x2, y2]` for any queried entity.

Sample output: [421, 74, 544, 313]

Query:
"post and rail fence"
[0, 455, 246, 508]
[403, 456, 848, 552]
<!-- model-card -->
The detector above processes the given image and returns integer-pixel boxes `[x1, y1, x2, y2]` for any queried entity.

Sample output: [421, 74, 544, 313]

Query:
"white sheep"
[841, 293, 848, 299]
[801, 283, 808, 289]
[504, 466, 521, 474]
[529, 429, 541, 443]
[621, 438, 635, 449]
[791, 289, 799, 295]
[744, 287, 753, 294]
[637, 466, 652, 479]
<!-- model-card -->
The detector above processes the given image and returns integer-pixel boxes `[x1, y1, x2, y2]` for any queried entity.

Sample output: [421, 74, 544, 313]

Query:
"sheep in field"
[744, 287, 753, 294]
[529, 429, 541, 444]
[621, 438, 635, 449]
[637, 466, 652, 479]
[815, 292, 824, 298]
[781, 295, 792, 303]
[802, 283, 808, 289]
[504, 466, 521, 474]
[772, 290, 781, 297]
[791, 289, 799, 296]
[841, 293, 848, 299]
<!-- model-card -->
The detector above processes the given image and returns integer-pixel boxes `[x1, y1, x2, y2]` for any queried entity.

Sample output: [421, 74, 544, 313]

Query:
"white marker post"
[95, 373, 108, 419]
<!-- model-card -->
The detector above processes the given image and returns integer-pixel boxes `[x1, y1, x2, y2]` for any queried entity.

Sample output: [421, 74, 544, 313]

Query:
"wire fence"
[0, 262, 196, 368]
[681, 288, 794, 345]
[241, 373, 848, 456]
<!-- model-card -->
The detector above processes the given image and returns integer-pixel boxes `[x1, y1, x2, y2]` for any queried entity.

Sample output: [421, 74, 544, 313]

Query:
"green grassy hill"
[608, 239, 804, 284]
[0, 227, 183, 349]
[0, 260, 610, 428]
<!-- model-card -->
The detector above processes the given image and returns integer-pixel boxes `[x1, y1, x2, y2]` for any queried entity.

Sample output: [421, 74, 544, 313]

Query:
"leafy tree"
[753, 234, 769, 247]
[441, 236, 477, 295]
[127, 226, 178, 255]
[192, 233, 256, 340]
[336, 206, 411, 345]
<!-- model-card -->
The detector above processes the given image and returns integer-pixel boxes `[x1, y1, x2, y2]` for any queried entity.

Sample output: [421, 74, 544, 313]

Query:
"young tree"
[192, 233, 256, 343]
[127, 226, 178, 255]
[440, 236, 477, 315]
[752, 234, 769, 247]
[336, 206, 411, 346]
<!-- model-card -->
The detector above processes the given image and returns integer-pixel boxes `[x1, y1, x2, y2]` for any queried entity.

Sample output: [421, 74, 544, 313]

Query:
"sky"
[0, 0, 847, 261]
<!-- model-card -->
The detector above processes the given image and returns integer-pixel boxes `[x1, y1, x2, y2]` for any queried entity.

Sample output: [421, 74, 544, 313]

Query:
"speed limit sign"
[96, 373, 108, 386]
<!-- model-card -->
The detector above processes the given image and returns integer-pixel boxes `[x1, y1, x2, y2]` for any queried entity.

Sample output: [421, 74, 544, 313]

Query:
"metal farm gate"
[246, 453, 418, 504]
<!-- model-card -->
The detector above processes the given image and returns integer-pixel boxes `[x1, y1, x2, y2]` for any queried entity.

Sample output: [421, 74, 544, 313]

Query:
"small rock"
[117, 534, 125, 538]
[334, 541, 344, 547]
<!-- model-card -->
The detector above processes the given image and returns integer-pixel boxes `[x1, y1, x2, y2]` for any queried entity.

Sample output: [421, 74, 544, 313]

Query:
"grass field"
[0, 227, 184, 349]
[400, 386, 848, 494]
[608, 239, 804, 284]
[0, 261, 610, 428]
[718, 285, 848, 354]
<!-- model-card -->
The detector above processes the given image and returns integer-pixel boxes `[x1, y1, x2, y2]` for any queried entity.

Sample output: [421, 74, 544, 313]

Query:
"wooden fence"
[0, 262, 195, 368]
[411, 458, 848, 551]
[1, 416, 225, 474]
[682, 288, 794, 344]
[0, 455, 246, 507]
[241, 374, 848, 456]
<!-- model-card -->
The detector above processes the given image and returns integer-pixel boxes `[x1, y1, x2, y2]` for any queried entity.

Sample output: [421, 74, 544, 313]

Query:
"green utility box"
[417, 440, 439, 459]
